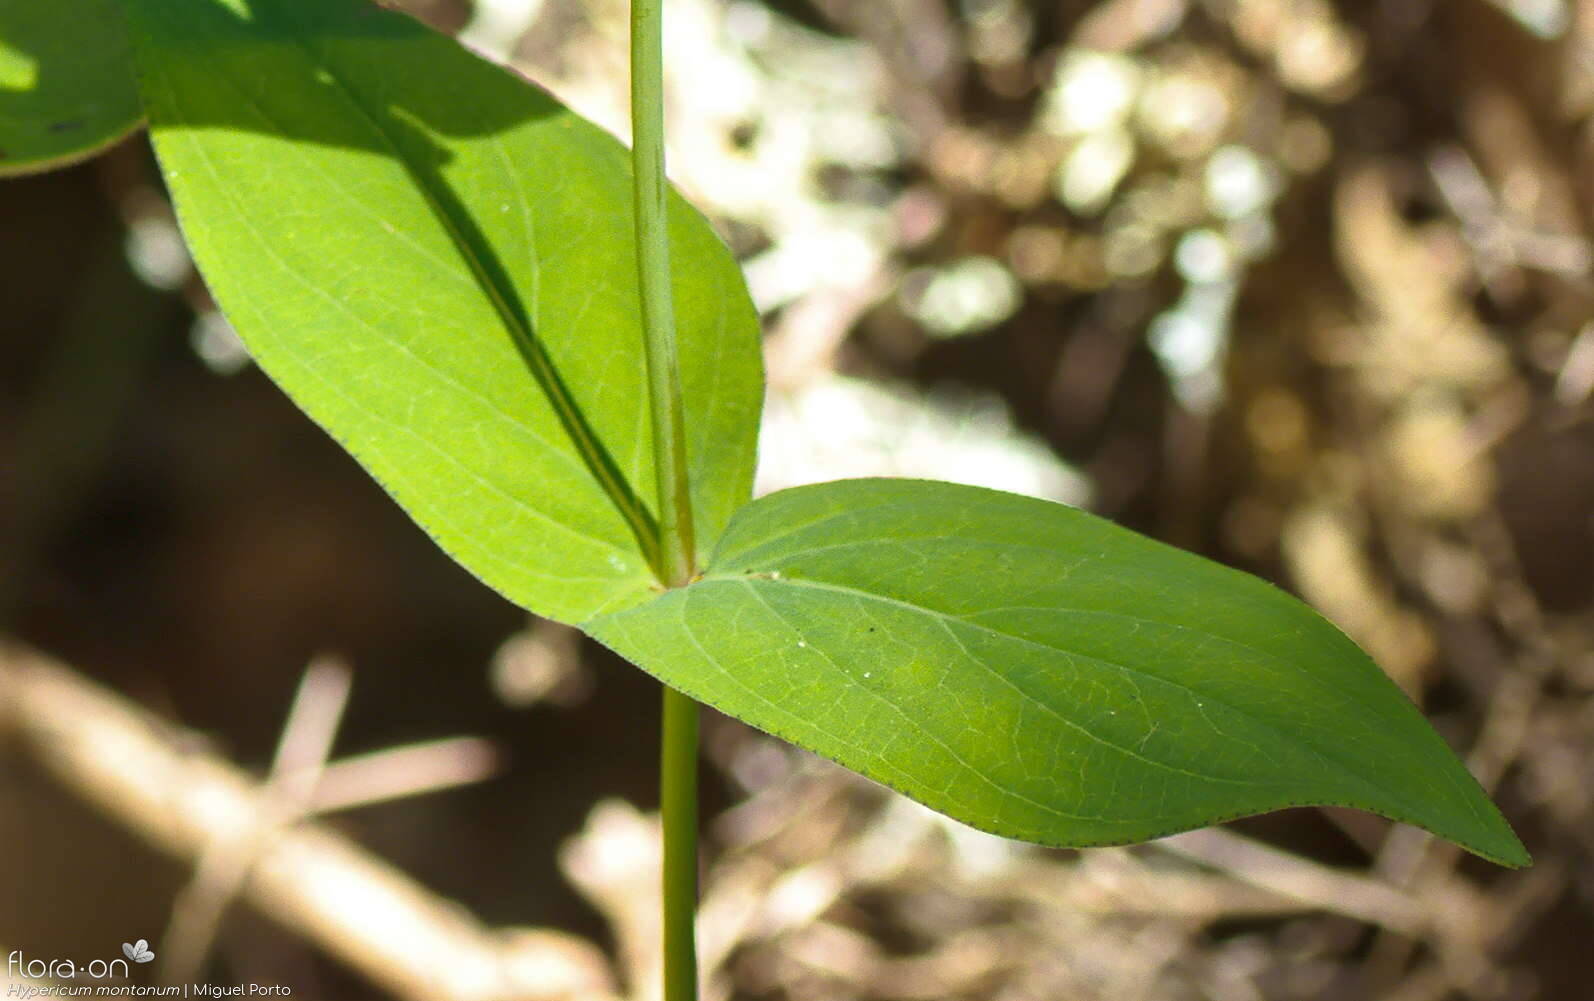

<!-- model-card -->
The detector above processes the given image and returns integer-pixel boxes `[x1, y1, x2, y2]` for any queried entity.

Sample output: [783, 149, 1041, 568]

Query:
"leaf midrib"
[146, 50, 653, 581]
[272, 1, 664, 580]
[696, 570, 1406, 811]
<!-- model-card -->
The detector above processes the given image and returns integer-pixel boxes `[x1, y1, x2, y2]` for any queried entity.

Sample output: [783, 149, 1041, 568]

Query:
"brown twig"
[0, 642, 619, 1001]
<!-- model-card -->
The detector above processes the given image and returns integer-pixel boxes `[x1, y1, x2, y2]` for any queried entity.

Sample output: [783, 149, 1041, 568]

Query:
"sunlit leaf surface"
[588, 479, 1528, 866]
[123, 0, 763, 622]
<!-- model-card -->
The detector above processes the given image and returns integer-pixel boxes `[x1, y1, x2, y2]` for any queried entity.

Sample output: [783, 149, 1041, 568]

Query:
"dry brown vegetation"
[3, 1, 1592, 998]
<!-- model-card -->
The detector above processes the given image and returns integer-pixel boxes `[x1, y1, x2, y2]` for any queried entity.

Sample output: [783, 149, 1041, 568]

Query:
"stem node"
[632, 4, 701, 1000]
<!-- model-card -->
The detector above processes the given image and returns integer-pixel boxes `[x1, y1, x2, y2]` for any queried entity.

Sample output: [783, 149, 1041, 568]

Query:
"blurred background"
[2, 0, 1592, 998]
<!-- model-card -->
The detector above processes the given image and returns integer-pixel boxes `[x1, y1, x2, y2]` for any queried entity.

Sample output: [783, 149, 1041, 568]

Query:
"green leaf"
[0, 0, 143, 176]
[586, 478, 1529, 867]
[121, 0, 763, 623]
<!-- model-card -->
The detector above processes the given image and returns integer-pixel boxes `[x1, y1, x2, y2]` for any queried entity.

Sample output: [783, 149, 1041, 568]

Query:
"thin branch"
[0, 643, 620, 1001]
[159, 655, 352, 984]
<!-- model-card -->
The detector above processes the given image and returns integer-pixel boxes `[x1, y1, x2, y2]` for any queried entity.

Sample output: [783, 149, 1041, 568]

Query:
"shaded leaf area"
[588, 479, 1526, 866]
[4, 0, 1590, 997]
[0, 0, 143, 176]
[123, 0, 762, 623]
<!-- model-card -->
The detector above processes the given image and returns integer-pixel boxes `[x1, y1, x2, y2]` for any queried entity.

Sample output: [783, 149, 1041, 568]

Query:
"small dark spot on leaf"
[48, 119, 86, 133]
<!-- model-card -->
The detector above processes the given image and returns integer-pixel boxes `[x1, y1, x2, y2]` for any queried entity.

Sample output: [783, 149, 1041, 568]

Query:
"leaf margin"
[584, 477, 1530, 868]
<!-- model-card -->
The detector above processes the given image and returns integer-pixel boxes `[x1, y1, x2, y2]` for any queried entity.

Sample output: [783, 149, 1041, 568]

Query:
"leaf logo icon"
[122, 940, 155, 964]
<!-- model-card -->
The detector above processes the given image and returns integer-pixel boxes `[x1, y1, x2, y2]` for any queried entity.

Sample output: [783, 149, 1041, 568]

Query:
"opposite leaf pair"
[5, 0, 1527, 867]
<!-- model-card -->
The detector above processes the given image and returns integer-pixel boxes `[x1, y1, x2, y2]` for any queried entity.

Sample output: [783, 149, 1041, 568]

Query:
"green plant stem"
[632, 2, 701, 999]
[631, 0, 695, 590]
[659, 683, 701, 1001]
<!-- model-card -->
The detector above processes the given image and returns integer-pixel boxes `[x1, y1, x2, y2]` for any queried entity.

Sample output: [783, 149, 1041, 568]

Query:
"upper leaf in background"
[122, 0, 764, 623]
[588, 479, 1529, 867]
[0, 0, 143, 177]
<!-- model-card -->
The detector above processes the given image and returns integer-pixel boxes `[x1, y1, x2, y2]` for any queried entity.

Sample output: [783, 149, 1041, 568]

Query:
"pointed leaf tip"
[586, 479, 1528, 867]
